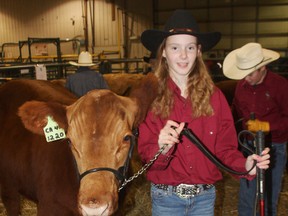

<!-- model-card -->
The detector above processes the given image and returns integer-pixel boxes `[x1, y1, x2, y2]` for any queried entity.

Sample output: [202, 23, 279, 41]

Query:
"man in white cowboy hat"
[65, 51, 109, 97]
[223, 42, 288, 216]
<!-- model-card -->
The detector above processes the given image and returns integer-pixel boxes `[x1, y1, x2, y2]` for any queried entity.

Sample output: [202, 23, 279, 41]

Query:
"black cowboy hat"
[141, 9, 221, 53]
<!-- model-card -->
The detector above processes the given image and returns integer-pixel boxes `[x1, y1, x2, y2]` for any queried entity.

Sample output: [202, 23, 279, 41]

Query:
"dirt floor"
[0, 169, 287, 216]
[213, 170, 288, 216]
[125, 170, 288, 216]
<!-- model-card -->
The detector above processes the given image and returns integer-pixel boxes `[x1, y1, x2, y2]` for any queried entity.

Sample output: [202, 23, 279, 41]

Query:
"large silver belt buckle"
[176, 184, 200, 198]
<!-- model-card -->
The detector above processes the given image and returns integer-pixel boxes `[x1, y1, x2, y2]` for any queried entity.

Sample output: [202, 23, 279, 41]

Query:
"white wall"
[0, 0, 153, 60]
[1, 0, 287, 61]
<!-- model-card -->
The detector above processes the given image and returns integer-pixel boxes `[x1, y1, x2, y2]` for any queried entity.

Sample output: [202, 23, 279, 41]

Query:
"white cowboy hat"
[69, 51, 96, 66]
[223, 42, 280, 80]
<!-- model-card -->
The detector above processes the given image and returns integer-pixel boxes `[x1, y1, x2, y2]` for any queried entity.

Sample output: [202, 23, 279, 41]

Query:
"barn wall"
[0, 0, 153, 60]
[0, 0, 287, 62]
[153, 0, 288, 58]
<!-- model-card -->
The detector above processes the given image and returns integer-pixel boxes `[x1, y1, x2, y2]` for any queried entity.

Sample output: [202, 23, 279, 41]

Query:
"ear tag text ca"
[43, 116, 66, 142]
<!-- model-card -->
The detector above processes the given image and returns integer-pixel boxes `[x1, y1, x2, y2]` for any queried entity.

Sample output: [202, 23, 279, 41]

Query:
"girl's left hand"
[246, 147, 270, 175]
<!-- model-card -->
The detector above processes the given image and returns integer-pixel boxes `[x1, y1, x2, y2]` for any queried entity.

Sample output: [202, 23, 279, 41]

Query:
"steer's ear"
[18, 101, 68, 135]
[129, 72, 158, 127]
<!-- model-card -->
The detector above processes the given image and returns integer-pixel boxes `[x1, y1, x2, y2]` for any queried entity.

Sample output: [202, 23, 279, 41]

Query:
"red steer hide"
[0, 74, 157, 216]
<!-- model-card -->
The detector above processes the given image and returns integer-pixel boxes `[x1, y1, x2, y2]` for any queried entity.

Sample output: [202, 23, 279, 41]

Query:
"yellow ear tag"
[43, 116, 66, 142]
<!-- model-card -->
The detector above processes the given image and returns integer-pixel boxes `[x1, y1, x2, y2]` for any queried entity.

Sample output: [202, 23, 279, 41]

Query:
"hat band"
[236, 57, 271, 70]
[79, 61, 92, 64]
[169, 28, 194, 33]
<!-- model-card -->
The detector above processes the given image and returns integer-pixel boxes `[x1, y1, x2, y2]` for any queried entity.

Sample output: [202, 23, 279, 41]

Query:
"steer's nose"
[81, 203, 110, 216]
[80, 195, 117, 216]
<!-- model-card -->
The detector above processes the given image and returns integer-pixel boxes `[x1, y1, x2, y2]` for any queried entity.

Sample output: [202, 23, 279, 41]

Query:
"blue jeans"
[151, 184, 216, 216]
[238, 142, 287, 216]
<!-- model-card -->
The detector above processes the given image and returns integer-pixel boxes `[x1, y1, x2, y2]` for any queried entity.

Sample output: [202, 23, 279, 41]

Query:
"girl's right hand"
[158, 120, 185, 154]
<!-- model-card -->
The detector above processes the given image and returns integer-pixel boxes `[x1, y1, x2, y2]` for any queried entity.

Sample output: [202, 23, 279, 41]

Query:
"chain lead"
[118, 144, 167, 191]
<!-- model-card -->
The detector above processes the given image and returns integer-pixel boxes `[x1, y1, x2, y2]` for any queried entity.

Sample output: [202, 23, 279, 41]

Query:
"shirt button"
[190, 166, 193, 169]
[210, 131, 213, 135]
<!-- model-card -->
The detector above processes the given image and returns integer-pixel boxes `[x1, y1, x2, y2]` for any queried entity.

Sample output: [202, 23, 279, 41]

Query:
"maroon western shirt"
[138, 78, 248, 185]
[233, 71, 288, 143]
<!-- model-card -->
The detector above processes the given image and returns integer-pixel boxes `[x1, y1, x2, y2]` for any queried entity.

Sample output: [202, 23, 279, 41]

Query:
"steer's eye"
[123, 135, 131, 142]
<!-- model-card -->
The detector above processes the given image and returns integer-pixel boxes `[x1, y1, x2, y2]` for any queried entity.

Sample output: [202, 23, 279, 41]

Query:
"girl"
[138, 10, 270, 216]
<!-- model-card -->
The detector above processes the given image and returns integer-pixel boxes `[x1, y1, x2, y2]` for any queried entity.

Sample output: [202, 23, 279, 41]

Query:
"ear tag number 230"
[43, 116, 66, 142]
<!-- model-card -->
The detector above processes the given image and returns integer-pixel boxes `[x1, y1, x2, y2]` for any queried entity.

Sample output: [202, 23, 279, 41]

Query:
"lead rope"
[118, 144, 167, 192]
[119, 127, 257, 191]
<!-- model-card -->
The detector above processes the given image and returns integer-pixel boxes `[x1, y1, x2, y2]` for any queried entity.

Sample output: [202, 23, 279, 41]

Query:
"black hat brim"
[141, 29, 221, 53]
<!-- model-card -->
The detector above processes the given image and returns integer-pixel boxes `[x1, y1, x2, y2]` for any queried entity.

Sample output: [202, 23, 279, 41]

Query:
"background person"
[143, 51, 157, 74]
[66, 51, 109, 97]
[138, 10, 270, 216]
[223, 42, 288, 216]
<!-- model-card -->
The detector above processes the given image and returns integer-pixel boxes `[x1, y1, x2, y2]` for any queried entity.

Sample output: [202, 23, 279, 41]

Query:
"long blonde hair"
[151, 39, 215, 119]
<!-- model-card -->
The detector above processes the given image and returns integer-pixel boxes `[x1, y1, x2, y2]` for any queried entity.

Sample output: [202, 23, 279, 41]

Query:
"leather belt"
[152, 183, 214, 198]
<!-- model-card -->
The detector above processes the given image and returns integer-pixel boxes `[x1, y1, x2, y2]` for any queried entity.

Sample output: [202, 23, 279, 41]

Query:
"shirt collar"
[168, 76, 180, 93]
[167, 76, 188, 102]
[242, 70, 270, 89]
